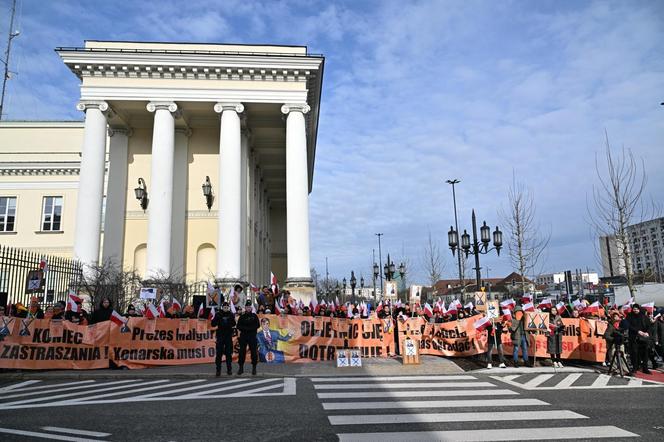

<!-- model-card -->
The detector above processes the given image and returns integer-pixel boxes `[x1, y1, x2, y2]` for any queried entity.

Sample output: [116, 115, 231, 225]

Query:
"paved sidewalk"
[0, 355, 464, 380]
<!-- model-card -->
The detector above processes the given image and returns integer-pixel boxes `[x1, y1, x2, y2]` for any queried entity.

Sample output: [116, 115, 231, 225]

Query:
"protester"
[236, 300, 259, 375]
[27, 297, 44, 319]
[625, 304, 651, 374]
[51, 302, 65, 320]
[211, 301, 236, 376]
[90, 297, 113, 324]
[509, 305, 529, 367]
[125, 304, 141, 317]
[603, 311, 623, 367]
[548, 306, 564, 368]
[485, 320, 507, 369]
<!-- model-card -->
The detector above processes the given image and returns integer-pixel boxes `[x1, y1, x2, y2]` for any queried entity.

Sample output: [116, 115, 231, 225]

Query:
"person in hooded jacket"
[90, 297, 114, 324]
[211, 301, 236, 376]
[625, 304, 651, 374]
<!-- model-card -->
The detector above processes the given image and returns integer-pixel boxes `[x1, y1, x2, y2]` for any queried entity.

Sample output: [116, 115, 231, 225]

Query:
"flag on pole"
[555, 301, 566, 313]
[110, 310, 127, 327]
[474, 315, 491, 331]
[572, 299, 583, 310]
[464, 301, 474, 311]
[208, 306, 216, 321]
[197, 302, 205, 318]
[423, 303, 433, 318]
[145, 303, 160, 319]
[249, 283, 259, 293]
[537, 298, 552, 310]
[270, 272, 279, 294]
[446, 302, 458, 314]
[66, 291, 82, 312]
[500, 299, 516, 310]
[582, 301, 600, 315]
[521, 293, 533, 303]
[172, 298, 182, 312]
[522, 302, 535, 312]
[501, 309, 512, 321]
[39, 257, 48, 274]
[158, 300, 167, 318]
[641, 302, 655, 314]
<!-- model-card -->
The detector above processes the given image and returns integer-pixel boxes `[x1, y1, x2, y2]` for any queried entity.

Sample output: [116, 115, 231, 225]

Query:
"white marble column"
[102, 127, 130, 266]
[74, 100, 108, 269]
[145, 101, 178, 278]
[214, 102, 244, 282]
[240, 131, 249, 282]
[171, 128, 190, 278]
[281, 104, 313, 284]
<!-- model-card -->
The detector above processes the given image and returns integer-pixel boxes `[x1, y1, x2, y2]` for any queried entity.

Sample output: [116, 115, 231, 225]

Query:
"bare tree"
[80, 260, 142, 314]
[421, 230, 445, 286]
[500, 174, 550, 295]
[588, 134, 650, 299]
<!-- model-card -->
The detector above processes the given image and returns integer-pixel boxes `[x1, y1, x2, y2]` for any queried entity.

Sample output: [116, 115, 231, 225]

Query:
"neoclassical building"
[0, 40, 324, 299]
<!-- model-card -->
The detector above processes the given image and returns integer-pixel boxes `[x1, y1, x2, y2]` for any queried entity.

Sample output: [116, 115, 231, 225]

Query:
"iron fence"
[0, 245, 82, 308]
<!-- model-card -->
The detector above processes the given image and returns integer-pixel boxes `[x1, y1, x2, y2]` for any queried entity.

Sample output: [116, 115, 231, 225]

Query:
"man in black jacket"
[626, 304, 651, 374]
[236, 300, 259, 375]
[211, 301, 236, 376]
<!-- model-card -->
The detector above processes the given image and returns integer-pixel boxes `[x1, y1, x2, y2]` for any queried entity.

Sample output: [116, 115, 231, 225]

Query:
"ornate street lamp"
[134, 178, 148, 211]
[201, 176, 213, 210]
[350, 271, 357, 304]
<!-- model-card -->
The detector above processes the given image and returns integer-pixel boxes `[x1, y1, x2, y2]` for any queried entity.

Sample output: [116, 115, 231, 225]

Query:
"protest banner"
[474, 292, 487, 312]
[139, 287, 157, 299]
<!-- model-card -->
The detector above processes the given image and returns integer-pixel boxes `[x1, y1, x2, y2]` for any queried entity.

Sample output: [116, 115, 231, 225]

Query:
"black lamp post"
[448, 209, 502, 300]
[373, 262, 379, 301]
[360, 276, 364, 302]
[446, 179, 464, 292]
[134, 178, 148, 211]
[202, 176, 213, 210]
[350, 271, 357, 304]
[342, 278, 347, 303]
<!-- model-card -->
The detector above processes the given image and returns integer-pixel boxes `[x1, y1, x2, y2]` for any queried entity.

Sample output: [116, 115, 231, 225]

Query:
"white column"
[214, 102, 244, 282]
[145, 101, 178, 278]
[102, 127, 130, 266]
[281, 104, 313, 283]
[240, 131, 249, 281]
[74, 101, 108, 268]
[171, 128, 190, 278]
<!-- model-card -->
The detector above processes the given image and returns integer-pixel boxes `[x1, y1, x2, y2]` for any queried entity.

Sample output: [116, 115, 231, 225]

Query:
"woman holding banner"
[547, 306, 564, 368]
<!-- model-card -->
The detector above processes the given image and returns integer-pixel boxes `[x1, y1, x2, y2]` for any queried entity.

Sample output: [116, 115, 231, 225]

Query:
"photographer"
[603, 311, 626, 368]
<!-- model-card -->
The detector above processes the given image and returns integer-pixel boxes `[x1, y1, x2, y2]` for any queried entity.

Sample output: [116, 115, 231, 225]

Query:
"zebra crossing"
[490, 372, 664, 390]
[310, 374, 639, 441]
[0, 376, 296, 410]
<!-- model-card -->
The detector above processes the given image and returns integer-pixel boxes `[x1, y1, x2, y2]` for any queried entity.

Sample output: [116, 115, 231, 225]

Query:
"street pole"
[446, 179, 464, 294]
[471, 210, 482, 290]
[372, 248, 377, 302]
[376, 233, 384, 294]
[0, 0, 19, 121]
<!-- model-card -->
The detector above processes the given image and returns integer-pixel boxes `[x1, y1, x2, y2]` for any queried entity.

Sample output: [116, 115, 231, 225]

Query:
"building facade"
[0, 40, 324, 300]
[599, 217, 664, 279]
[535, 271, 599, 290]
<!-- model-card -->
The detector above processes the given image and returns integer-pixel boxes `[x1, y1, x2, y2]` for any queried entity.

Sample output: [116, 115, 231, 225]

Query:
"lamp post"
[375, 233, 384, 293]
[448, 209, 502, 301]
[373, 262, 379, 302]
[134, 178, 149, 211]
[446, 179, 464, 294]
[201, 176, 213, 210]
[350, 271, 357, 304]
[360, 276, 365, 302]
[342, 277, 347, 303]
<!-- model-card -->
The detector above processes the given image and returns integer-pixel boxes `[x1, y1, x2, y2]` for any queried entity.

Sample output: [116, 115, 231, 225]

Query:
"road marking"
[627, 377, 643, 386]
[0, 380, 41, 391]
[0, 427, 101, 442]
[322, 398, 548, 410]
[1, 380, 163, 406]
[590, 374, 610, 387]
[41, 427, 111, 438]
[310, 375, 476, 382]
[1, 380, 100, 399]
[132, 379, 241, 398]
[316, 389, 518, 399]
[62, 379, 207, 402]
[337, 426, 638, 441]
[314, 381, 494, 390]
[180, 378, 280, 398]
[553, 373, 582, 388]
[329, 409, 586, 425]
[523, 374, 554, 388]
[224, 381, 286, 396]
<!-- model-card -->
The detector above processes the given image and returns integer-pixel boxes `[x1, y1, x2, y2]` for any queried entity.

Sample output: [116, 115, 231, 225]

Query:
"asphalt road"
[0, 372, 662, 441]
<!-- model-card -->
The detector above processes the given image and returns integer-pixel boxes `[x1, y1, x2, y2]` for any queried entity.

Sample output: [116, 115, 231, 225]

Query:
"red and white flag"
[501, 309, 512, 321]
[172, 298, 182, 312]
[621, 303, 632, 314]
[572, 299, 583, 310]
[474, 315, 491, 331]
[145, 303, 159, 319]
[537, 298, 552, 310]
[158, 300, 167, 318]
[583, 301, 600, 315]
[555, 301, 566, 313]
[522, 302, 535, 312]
[423, 303, 433, 318]
[274, 302, 282, 315]
[500, 299, 516, 310]
[270, 272, 279, 294]
[641, 302, 655, 314]
[66, 291, 82, 312]
[208, 306, 216, 321]
[110, 310, 127, 327]
[250, 283, 259, 293]
[328, 300, 336, 314]
[197, 302, 205, 318]
[521, 293, 533, 304]
[446, 302, 458, 314]
[464, 301, 474, 311]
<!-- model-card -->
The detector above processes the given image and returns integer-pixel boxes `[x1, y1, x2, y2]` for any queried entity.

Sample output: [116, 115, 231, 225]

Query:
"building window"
[41, 196, 63, 231]
[0, 197, 17, 232]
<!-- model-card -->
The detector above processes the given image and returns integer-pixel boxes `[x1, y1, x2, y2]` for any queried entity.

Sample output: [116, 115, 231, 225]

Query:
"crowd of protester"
[2, 286, 662, 376]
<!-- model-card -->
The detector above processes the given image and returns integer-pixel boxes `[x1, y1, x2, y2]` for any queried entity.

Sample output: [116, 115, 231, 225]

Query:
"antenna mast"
[0, 0, 19, 120]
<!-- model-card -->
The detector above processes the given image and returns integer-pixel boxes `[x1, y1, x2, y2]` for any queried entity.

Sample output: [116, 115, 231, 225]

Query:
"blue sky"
[2, 0, 663, 285]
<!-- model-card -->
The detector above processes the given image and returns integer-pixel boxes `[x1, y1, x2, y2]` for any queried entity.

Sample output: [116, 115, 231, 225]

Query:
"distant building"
[536, 271, 599, 290]
[599, 217, 664, 279]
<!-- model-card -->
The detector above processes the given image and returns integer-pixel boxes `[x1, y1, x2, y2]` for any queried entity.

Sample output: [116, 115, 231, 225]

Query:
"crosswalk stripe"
[322, 398, 547, 410]
[314, 382, 494, 390]
[627, 378, 642, 386]
[0, 426, 100, 442]
[329, 409, 586, 425]
[224, 381, 285, 396]
[317, 389, 518, 399]
[310, 375, 476, 382]
[133, 379, 242, 398]
[523, 374, 554, 388]
[337, 425, 639, 441]
[180, 378, 278, 398]
[590, 374, 610, 387]
[58, 379, 207, 403]
[41, 427, 111, 437]
[0, 380, 41, 392]
[1, 380, 162, 406]
[1, 380, 99, 399]
[553, 373, 582, 388]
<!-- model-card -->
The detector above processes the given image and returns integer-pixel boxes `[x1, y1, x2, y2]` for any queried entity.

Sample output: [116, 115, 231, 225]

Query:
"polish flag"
[158, 300, 167, 318]
[377, 300, 383, 311]
[464, 301, 474, 311]
[537, 298, 552, 310]
[39, 257, 48, 274]
[446, 302, 458, 314]
[474, 315, 491, 331]
[500, 299, 516, 310]
[172, 298, 182, 312]
[452, 299, 463, 309]
[440, 301, 447, 314]
[501, 309, 512, 321]
[572, 299, 583, 310]
[522, 302, 535, 312]
[197, 302, 205, 318]
[347, 305, 354, 318]
[583, 301, 600, 315]
[274, 302, 282, 315]
[250, 283, 259, 293]
[555, 302, 566, 313]
[521, 293, 533, 303]
[145, 303, 160, 319]
[270, 272, 279, 294]
[641, 302, 655, 314]
[66, 291, 82, 312]
[310, 297, 318, 314]
[621, 303, 632, 314]
[423, 303, 434, 318]
[208, 306, 216, 321]
[110, 310, 127, 327]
